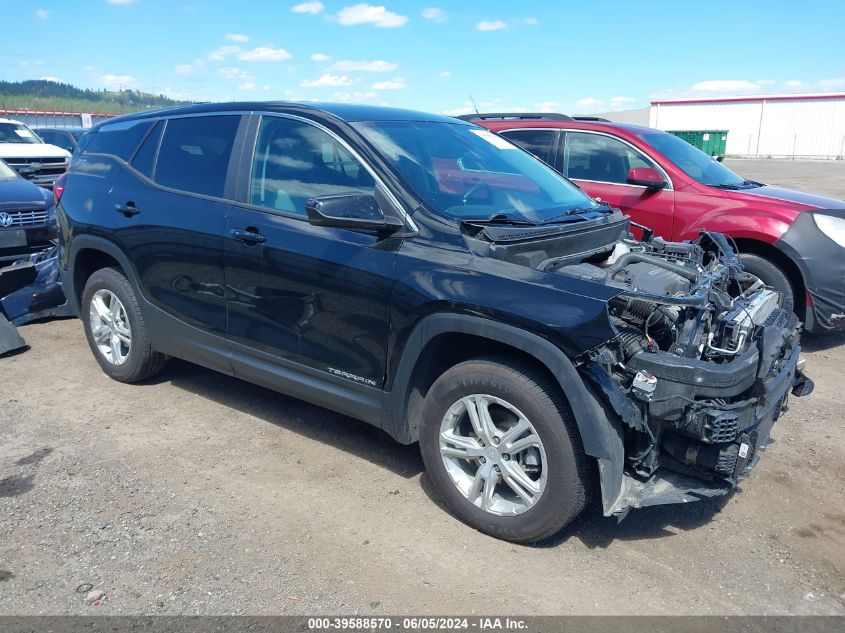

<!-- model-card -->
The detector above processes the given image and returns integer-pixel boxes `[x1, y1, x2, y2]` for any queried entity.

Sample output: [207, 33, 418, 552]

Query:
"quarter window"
[563, 132, 658, 185]
[154, 115, 240, 198]
[131, 120, 163, 178]
[83, 119, 153, 161]
[500, 129, 559, 166]
[249, 117, 375, 215]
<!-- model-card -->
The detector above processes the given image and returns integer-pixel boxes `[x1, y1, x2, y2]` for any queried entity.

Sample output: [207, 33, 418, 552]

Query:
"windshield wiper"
[540, 206, 608, 225]
[709, 180, 763, 190]
[464, 212, 539, 226]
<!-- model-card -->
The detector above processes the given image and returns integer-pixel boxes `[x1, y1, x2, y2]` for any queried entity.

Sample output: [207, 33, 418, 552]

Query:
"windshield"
[0, 122, 42, 144]
[638, 131, 749, 187]
[0, 159, 16, 179]
[352, 121, 600, 222]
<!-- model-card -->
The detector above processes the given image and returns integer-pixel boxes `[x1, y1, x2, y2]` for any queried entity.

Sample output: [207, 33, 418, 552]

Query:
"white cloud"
[535, 101, 558, 112]
[174, 64, 194, 75]
[300, 74, 353, 87]
[610, 96, 636, 104]
[333, 59, 397, 72]
[333, 90, 378, 102]
[40, 76, 62, 83]
[238, 46, 292, 62]
[756, 79, 776, 86]
[442, 106, 474, 117]
[576, 97, 602, 106]
[422, 7, 447, 22]
[521, 17, 538, 25]
[101, 74, 136, 89]
[106, 0, 139, 4]
[438, 70, 451, 78]
[784, 79, 804, 88]
[225, 33, 250, 42]
[310, 53, 333, 62]
[208, 45, 241, 61]
[35, 9, 50, 19]
[477, 20, 506, 31]
[336, 4, 408, 28]
[219, 67, 248, 80]
[292, 1, 324, 14]
[371, 78, 406, 90]
[238, 82, 256, 90]
[818, 77, 845, 89]
[691, 79, 760, 92]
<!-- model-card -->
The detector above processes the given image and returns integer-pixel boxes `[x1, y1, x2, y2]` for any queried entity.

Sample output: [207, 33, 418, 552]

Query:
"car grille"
[0, 208, 48, 227]
[3, 157, 68, 178]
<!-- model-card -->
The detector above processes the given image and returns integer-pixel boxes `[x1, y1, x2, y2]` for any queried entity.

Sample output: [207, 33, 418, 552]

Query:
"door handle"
[114, 202, 141, 217]
[230, 228, 266, 244]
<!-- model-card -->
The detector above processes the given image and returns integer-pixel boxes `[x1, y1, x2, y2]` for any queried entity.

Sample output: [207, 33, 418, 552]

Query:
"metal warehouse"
[649, 92, 845, 159]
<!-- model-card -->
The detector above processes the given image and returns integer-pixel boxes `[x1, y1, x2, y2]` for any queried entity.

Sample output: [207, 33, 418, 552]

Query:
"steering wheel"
[462, 182, 493, 206]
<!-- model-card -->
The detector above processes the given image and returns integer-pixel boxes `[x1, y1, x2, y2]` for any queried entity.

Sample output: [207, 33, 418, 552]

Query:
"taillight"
[53, 173, 68, 205]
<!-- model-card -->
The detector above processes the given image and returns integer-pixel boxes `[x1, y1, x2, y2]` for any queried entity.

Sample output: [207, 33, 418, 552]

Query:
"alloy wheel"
[88, 289, 132, 365]
[439, 394, 548, 516]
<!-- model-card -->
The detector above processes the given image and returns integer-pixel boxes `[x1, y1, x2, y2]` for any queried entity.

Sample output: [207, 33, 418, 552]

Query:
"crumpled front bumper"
[583, 308, 813, 517]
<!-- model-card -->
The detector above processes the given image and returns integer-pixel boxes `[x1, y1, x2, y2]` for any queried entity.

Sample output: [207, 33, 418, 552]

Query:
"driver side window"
[563, 132, 657, 185]
[250, 117, 376, 215]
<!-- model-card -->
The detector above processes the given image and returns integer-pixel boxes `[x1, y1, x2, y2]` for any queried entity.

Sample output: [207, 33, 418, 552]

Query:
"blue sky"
[3, 0, 845, 115]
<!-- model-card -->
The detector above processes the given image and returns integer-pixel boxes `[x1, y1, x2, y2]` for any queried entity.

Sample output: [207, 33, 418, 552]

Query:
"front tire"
[419, 356, 588, 543]
[740, 253, 795, 313]
[81, 267, 167, 383]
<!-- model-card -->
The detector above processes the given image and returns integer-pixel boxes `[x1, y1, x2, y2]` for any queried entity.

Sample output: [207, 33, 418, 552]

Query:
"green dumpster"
[668, 130, 728, 157]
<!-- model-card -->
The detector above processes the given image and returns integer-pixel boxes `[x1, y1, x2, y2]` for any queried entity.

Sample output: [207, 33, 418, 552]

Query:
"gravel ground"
[1, 160, 844, 616]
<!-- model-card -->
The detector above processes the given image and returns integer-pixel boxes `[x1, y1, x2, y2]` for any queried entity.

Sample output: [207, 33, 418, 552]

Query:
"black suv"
[57, 103, 812, 542]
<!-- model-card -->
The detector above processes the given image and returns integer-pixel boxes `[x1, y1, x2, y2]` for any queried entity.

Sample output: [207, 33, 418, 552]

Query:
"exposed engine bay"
[463, 209, 814, 513]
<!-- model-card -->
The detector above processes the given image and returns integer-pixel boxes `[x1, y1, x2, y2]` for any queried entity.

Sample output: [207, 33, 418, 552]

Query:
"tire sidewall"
[739, 254, 794, 312]
[419, 362, 584, 542]
[81, 268, 148, 382]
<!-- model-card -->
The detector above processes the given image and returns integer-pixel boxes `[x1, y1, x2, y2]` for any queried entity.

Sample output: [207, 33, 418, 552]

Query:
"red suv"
[462, 113, 845, 334]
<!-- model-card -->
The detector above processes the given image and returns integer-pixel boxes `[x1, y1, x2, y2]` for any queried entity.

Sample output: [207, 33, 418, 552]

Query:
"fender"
[62, 234, 143, 312]
[673, 206, 798, 245]
[383, 313, 624, 513]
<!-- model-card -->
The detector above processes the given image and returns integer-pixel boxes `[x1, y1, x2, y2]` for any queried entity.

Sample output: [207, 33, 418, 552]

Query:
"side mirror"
[627, 167, 666, 190]
[306, 193, 404, 234]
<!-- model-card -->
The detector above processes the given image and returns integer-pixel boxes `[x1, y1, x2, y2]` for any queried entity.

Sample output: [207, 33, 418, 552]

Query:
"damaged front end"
[560, 227, 814, 516]
[0, 245, 73, 355]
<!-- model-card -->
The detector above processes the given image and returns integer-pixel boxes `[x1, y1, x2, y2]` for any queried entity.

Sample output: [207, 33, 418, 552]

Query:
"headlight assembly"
[813, 213, 845, 249]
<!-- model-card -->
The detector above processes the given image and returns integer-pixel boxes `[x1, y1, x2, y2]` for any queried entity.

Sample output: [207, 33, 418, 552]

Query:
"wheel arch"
[731, 237, 807, 319]
[385, 314, 620, 457]
[66, 236, 139, 313]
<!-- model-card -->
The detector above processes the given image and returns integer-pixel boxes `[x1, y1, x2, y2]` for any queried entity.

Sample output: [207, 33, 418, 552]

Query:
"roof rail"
[572, 116, 612, 122]
[456, 112, 574, 122]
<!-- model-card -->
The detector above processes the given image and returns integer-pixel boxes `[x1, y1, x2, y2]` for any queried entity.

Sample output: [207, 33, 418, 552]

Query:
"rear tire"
[740, 253, 795, 313]
[81, 267, 167, 383]
[419, 355, 588, 543]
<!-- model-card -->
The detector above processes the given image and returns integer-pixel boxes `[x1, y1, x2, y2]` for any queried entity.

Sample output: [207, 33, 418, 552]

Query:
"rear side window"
[154, 115, 240, 198]
[83, 119, 154, 161]
[131, 121, 163, 178]
[37, 130, 58, 144]
[500, 129, 559, 166]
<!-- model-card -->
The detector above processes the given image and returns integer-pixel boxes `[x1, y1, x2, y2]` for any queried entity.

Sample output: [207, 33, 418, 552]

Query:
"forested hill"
[0, 80, 193, 114]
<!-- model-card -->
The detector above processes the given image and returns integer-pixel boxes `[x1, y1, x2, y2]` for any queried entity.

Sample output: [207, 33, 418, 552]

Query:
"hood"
[729, 184, 845, 211]
[0, 177, 49, 210]
[0, 143, 71, 160]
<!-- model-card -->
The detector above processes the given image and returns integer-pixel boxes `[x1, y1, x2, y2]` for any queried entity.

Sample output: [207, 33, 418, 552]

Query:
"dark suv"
[57, 103, 812, 542]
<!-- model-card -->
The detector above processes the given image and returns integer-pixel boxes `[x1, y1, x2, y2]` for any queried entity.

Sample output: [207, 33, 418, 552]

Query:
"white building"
[649, 93, 845, 159]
